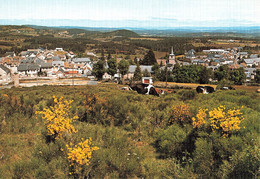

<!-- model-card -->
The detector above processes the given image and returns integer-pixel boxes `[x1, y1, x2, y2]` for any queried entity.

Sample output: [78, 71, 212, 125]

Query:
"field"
[155, 81, 260, 92]
[0, 84, 259, 178]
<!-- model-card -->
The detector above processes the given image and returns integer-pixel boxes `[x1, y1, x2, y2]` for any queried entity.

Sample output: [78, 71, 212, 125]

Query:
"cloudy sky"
[0, 0, 259, 28]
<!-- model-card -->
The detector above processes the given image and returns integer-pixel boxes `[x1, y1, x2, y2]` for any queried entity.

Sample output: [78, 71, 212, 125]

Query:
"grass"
[0, 84, 259, 178]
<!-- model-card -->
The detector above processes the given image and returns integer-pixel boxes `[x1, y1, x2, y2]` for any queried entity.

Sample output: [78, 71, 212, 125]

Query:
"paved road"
[0, 85, 14, 89]
[0, 79, 98, 89]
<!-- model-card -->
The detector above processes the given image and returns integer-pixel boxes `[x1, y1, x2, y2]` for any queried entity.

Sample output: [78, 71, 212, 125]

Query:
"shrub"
[156, 125, 187, 157]
[169, 104, 191, 125]
[66, 138, 99, 176]
[36, 96, 78, 140]
[193, 138, 214, 178]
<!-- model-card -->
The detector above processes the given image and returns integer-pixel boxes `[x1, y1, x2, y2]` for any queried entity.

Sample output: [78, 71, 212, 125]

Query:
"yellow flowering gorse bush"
[192, 108, 208, 128]
[209, 105, 244, 135]
[192, 105, 244, 136]
[67, 138, 99, 173]
[36, 96, 78, 139]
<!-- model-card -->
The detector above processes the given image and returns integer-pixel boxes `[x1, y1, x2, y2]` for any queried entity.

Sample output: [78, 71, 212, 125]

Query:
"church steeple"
[169, 46, 176, 66]
[170, 46, 174, 56]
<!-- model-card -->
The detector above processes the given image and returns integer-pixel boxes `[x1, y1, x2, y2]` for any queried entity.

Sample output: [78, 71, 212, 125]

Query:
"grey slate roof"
[52, 61, 64, 67]
[244, 58, 260, 64]
[40, 63, 52, 68]
[53, 56, 61, 61]
[129, 65, 153, 73]
[73, 58, 91, 63]
[250, 54, 258, 58]
[17, 64, 40, 71]
[35, 58, 45, 65]
[0, 64, 11, 74]
[238, 52, 248, 55]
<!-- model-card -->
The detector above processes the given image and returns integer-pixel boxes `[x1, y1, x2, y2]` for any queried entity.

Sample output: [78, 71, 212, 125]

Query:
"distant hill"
[102, 29, 139, 38]
[1, 24, 260, 38]
[23, 25, 139, 38]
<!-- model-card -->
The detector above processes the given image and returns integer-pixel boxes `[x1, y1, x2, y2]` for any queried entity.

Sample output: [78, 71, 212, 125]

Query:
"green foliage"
[193, 138, 214, 178]
[141, 49, 157, 65]
[255, 69, 260, 83]
[133, 63, 142, 81]
[229, 67, 246, 85]
[92, 60, 105, 80]
[142, 69, 151, 77]
[199, 66, 212, 84]
[0, 85, 259, 178]
[214, 65, 230, 81]
[107, 58, 117, 76]
[118, 59, 129, 77]
[156, 125, 187, 157]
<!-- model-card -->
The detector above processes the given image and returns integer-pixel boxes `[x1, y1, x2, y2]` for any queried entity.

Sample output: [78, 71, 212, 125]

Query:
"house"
[55, 48, 64, 51]
[156, 59, 167, 66]
[228, 64, 241, 70]
[238, 52, 248, 59]
[185, 49, 196, 59]
[0, 64, 12, 83]
[17, 64, 40, 77]
[86, 52, 97, 57]
[5, 52, 16, 57]
[142, 77, 153, 84]
[250, 54, 258, 59]
[244, 58, 260, 67]
[207, 65, 219, 71]
[125, 65, 153, 79]
[72, 58, 91, 65]
[56, 68, 65, 78]
[244, 68, 256, 80]
[203, 49, 228, 54]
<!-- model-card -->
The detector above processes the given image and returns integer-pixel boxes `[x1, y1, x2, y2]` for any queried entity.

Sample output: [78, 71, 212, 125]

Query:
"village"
[0, 45, 260, 86]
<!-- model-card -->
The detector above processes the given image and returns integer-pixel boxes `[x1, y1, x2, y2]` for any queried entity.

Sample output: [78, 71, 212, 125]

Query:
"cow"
[196, 86, 215, 94]
[220, 86, 236, 90]
[129, 83, 162, 96]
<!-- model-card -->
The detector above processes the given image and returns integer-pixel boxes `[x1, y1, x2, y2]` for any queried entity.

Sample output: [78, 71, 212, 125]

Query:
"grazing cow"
[220, 86, 236, 90]
[129, 83, 161, 96]
[196, 86, 215, 94]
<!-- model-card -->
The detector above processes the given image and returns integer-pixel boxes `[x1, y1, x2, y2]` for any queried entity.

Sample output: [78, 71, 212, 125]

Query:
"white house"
[0, 64, 12, 84]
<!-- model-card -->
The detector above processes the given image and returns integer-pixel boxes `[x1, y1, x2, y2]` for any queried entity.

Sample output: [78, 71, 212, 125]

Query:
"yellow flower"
[36, 96, 78, 139]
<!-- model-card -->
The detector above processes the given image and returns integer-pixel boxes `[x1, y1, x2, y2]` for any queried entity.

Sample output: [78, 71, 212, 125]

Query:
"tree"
[118, 59, 129, 79]
[101, 48, 105, 61]
[134, 56, 138, 64]
[107, 58, 117, 77]
[128, 58, 135, 65]
[141, 49, 157, 65]
[199, 66, 212, 84]
[160, 61, 163, 67]
[92, 60, 105, 80]
[107, 52, 111, 60]
[142, 69, 151, 77]
[214, 65, 229, 82]
[152, 63, 160, 81]
[255, 69, 260, 83]
[133, 63, 142, 81]
[229, 67, 246, 85]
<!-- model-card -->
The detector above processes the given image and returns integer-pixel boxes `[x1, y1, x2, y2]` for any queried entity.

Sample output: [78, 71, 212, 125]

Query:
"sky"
[0, 0, 259, 28]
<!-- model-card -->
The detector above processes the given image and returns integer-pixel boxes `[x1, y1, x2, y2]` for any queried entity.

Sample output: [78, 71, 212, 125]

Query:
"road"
[0, 79, 98, 89]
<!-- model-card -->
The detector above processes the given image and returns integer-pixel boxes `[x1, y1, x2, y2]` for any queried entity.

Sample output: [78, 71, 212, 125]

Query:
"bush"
[156, 125, 187, 158]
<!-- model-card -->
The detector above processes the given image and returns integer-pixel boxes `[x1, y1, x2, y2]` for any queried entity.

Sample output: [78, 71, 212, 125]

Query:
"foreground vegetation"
[0, 84, 259, 178]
